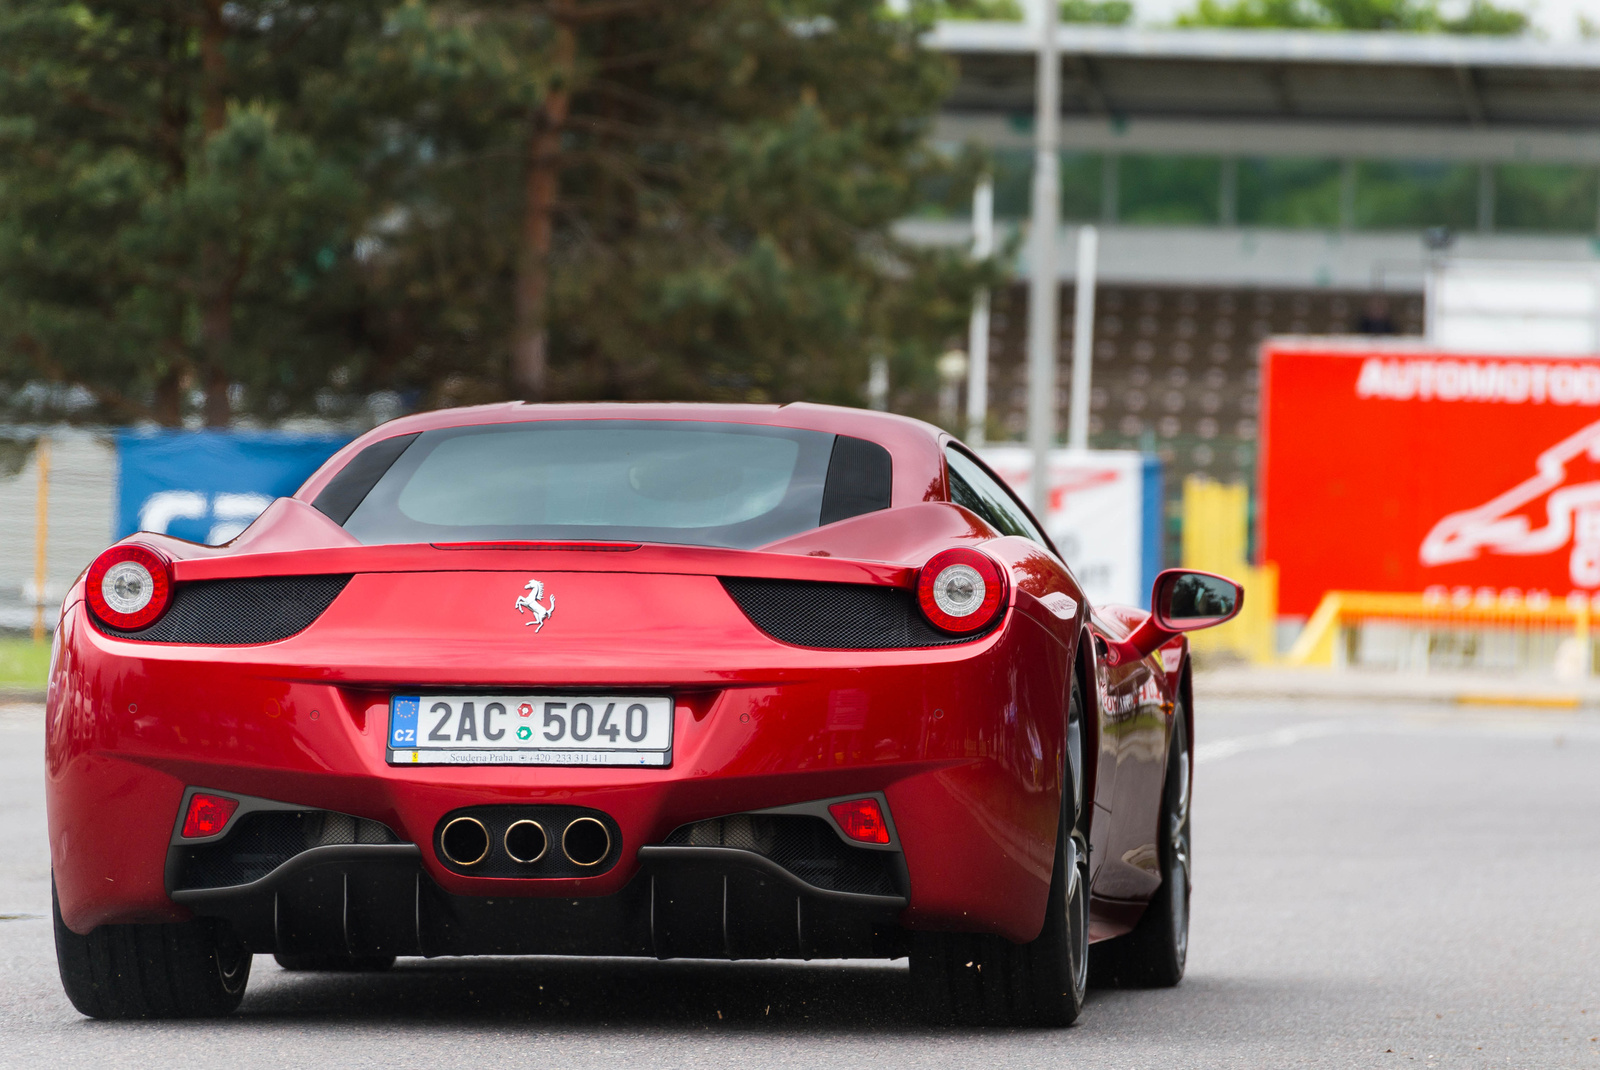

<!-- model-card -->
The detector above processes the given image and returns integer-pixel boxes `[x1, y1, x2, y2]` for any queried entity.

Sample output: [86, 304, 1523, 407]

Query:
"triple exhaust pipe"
[439, 814, 612, 869]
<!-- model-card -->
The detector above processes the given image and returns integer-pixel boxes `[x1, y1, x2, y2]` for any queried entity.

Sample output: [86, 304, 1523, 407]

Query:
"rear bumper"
[46, 598, 1070, 945]
[177, 845, 908, 961]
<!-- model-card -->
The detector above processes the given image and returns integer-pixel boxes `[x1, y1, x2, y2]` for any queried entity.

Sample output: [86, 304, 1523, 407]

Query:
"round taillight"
[86, 544, 173, 631]
[916, 547, 1008, 635]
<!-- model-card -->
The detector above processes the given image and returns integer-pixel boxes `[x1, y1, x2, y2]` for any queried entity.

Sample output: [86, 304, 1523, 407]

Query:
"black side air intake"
[172, 810, 402, 891]
[663, 814, 901, 897]
[720, 577, 995, 649]
[96, 575, 352, 644]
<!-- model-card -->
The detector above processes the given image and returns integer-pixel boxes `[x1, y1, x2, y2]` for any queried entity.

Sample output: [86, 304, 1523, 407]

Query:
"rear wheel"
[910, 677, 1090, 1026]
[53, 880, 251, 1019]
[274, 952, 396, 972]
[1090, 700, 1191, 988]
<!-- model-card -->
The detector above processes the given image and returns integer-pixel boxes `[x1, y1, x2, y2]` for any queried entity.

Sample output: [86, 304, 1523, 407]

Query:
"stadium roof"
[929, 22, 1600, 128]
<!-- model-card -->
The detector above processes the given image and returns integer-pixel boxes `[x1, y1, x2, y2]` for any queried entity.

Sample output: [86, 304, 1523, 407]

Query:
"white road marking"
[1197, 713, 1600, 764]
[1195, 721, 1353, 763]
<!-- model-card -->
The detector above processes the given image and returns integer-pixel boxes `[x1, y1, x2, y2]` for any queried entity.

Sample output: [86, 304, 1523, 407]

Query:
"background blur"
[5, 0, 1600, 696]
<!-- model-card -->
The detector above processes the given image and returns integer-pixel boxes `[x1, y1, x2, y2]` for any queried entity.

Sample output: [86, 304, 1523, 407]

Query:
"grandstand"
[909, 22, 1600, 548]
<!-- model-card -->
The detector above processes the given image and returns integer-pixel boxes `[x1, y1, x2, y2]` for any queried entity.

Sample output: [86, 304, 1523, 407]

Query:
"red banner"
[1260, 341, 1600, 616]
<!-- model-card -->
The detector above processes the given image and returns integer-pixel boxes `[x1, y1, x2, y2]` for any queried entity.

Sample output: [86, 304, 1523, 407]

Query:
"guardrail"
[1286, 589, 1593, 674]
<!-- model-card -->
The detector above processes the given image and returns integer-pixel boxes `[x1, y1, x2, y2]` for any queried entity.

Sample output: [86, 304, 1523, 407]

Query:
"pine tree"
[0, 1, 392, 424]
[0, 0, 987, 420]
[346, 0, 986, 409]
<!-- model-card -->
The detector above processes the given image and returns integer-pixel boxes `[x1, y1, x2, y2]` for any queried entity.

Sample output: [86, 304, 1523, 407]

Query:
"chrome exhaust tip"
[562, 817, 612, 867]
[439, 816, 490, 866]
[503, 819, 549, 865]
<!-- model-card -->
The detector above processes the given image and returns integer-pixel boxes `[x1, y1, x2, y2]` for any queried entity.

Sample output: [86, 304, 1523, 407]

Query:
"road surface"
[1, 695, 1596, 1068]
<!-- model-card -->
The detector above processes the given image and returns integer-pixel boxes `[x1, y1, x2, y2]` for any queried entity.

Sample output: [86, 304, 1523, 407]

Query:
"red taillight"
[916, 547, 1008, 634]
[829, 798, 891, 844]
[181, 793, 239, 838]
[85, 543, 173, 631]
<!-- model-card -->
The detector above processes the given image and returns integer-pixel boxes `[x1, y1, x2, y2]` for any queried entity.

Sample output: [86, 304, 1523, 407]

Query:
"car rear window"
[332, 420, 889, 549]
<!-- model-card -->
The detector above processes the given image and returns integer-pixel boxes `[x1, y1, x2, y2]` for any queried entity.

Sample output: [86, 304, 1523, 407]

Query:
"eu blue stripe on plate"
[390, 696, 420, 748]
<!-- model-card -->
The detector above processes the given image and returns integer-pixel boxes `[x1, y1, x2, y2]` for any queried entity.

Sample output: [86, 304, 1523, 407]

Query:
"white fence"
[0, 430, 117, 634]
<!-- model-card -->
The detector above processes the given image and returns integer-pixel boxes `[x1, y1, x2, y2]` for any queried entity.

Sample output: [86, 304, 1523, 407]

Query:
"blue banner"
[114, 431, 352, 544]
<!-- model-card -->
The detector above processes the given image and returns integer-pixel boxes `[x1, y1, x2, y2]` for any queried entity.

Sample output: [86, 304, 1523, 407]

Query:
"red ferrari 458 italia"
[46, 402, 1240, 1025]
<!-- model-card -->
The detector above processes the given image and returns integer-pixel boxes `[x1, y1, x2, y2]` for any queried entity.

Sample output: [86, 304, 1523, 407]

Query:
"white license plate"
[387, 694, 672, 766]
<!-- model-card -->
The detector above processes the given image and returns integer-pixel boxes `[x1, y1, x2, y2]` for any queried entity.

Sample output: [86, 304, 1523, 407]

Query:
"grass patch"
[0, 638, 50, 692]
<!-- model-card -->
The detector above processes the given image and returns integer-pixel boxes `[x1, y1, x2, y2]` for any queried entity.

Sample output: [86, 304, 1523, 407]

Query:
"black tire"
[53, 880, 251, 1019]
[1089, 700, 1191, 989]
[910, 677, 1091, 1026]
[274, 952, 396, 972]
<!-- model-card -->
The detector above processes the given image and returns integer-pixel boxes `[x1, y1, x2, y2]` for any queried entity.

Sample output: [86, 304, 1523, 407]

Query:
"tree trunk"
[510, 5, 578, 401]
[197, 0, 232, 426]
[153, 364, 185, 428]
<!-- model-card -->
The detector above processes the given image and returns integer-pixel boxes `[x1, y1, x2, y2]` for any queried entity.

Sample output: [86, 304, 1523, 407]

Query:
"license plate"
[386, 694, 672, 766]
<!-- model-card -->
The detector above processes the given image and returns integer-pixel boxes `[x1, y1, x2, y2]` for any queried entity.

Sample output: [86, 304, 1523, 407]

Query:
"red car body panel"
[46, 402, 1188, 955]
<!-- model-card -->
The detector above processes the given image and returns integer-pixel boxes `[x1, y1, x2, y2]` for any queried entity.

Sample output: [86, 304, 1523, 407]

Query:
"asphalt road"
[2, 694, 1598, 1069]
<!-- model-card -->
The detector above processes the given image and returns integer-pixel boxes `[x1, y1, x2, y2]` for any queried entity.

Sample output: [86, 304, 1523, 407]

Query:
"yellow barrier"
[1285, 589, 1592, 669]
[1180, 475, 1277, 663]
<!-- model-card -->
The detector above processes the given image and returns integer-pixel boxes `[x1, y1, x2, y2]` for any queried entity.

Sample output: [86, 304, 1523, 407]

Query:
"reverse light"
[916, 547, 1008, 634]
[829, 798, 891, 844]
[181, 793, 240, 838]
[85, 544, 173, 631]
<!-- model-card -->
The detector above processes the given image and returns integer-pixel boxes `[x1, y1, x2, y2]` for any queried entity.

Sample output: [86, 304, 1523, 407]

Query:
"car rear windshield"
[330, 420, 889, 549]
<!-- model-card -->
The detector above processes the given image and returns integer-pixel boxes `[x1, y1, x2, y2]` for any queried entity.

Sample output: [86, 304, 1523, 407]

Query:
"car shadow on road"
[233, 954, 1164, 1033]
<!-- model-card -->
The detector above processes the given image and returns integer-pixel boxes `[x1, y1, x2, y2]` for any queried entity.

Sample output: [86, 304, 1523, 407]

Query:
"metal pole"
[867, 355, 889, 411]
[966, 175, 994, 445]
[1066, 225, 1098, 452]
[32, 436, 51, 644]
[1026, 0, 1060, 516]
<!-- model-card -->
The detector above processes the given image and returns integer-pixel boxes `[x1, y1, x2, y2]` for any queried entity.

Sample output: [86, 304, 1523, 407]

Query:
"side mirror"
[1110, 569, 1245, 664]
[1152, 569, 1244, 631]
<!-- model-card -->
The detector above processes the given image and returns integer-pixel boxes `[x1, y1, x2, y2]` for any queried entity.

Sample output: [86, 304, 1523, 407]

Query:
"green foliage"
[964, 148, 1102, 220]
[1059, 152, 1106, 219]
[0, 0, 984, 420]
[1176, 0, 1318, 28]
[1175, 0, 1529, 33]
[1354, 160, 1476, 229]
[1493, 164, 1598, 232]
[1238, 158, 1342, 227]
[927, 0, 1131, 24]
[1440, 0, 1528, 33]
[1059, 0, 1133, 24]
[928, 0, 1023, 19]
[1119, 155, 1222, 224]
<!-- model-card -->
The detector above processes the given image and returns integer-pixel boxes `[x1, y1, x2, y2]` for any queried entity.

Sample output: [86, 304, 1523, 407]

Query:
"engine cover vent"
[720, 577, 992, 649]
[96, 575, 351, 645]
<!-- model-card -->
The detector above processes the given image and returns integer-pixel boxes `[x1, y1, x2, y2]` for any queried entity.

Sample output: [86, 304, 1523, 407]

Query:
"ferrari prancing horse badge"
[514, 578, 555, 632]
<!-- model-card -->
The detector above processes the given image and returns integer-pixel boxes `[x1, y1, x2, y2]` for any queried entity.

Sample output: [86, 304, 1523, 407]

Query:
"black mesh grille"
[721, 577, 991, 649]
[173, 810, 400, 891]
[98, 575, 351, 644]
[664, 814, 899, 897]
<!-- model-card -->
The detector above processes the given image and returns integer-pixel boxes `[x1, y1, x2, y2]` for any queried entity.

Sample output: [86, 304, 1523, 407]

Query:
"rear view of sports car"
[46, 402, 1241, 1025]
